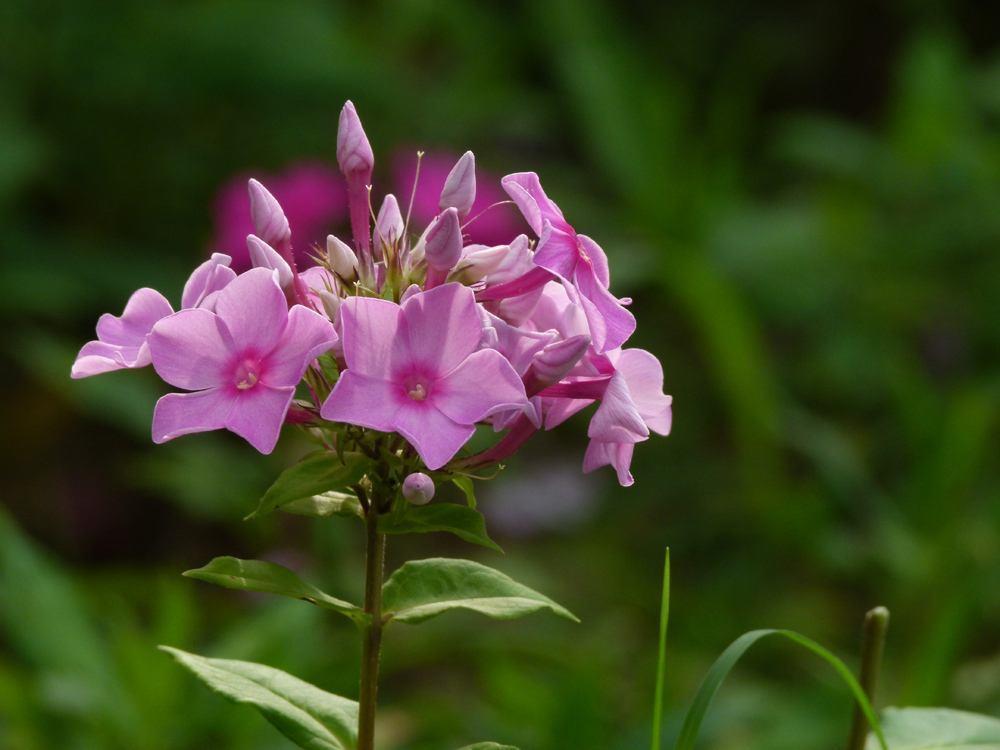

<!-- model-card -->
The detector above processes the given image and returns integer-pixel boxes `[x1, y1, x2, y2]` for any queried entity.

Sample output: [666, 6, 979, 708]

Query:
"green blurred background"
[2, 1, 999, 748]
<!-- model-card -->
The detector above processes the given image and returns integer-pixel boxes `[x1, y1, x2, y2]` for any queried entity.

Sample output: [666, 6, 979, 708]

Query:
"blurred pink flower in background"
[212, 163, 346, 269]
[211, 153, 519, 270]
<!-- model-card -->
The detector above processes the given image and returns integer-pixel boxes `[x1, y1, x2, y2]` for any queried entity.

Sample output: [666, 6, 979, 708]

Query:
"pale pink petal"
[484, 312, 553, 376]
[94, 288, 174, 346]
[574, 266, 636, 353]
[400, 284, 484, 376]
[148, 309, 234, 390]
[320, 372, 401, 432]
[542, 394, 594, 430]
[532, 222, 579, 280]
[213, 268, 288, 355]
[339, 296, 403, 377]
[576, 234, 610, 289]
[501, 172, 568, 236]
[587, 371, 649, 443]
[392, 402, 475, 470]
[182, 253, 237, 309]
[224, 385, 296, 454]
[152, 388, 237, 444]
[583, 440, 635, 487]
[262, 305, 337, 387]
[615, 348, 673, 435]
[434, 349, 527, 425]
[71, 340, 148, 378]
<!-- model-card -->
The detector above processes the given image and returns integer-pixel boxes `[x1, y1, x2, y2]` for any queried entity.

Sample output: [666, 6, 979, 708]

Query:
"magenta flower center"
[233, 357, 262, 391]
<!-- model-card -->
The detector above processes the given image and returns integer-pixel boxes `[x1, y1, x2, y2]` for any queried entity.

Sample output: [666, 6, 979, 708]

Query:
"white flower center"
[234, 359, 261, 390]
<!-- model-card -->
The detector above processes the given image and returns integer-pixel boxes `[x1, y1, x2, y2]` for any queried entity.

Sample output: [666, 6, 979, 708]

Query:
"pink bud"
[247, 179, 291, 251]
[326, 235, 359, 280]
[523, 334, 592, 395]
[336, 101, 374, 181]
[402, 472, 435, 505]
[247, 235, 293, 289]
[317, 288, 341, 321]
[424, 207, 463, 276]
[439, 150, 476, 217]
[374, 194, 404, 248]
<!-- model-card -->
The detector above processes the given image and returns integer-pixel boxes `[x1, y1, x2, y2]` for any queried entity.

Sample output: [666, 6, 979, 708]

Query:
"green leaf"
[865, 707, 1000, 750]
[281, 492, 363, 520]
[451, 475, 477, 508]
[457, 744, 519, 749]
[378, 503, 502, 552]
[650, 548, 670, 750]
[183, 557, 365, 624]
[247, 451, 370, 519]
[382, 558, 578, 625]
[674, 629, 887, 750]
[160, 646, 357, 750]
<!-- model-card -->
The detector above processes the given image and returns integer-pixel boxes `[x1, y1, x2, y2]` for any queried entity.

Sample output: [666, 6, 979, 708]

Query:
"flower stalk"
[846, 606, 890, 750]
[358, 495, 387, 750]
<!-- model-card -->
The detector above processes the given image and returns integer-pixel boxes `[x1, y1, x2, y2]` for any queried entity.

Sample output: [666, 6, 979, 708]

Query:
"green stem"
[358, 506, 386, 750]
[846, 606, 890, 750]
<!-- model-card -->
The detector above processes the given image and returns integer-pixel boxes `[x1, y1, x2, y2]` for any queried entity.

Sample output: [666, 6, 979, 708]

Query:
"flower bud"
[402, 472, 435, 505]
[336, 100, 374, 182]
[247, 179, 291, 251]
[317, 288, 342, 321]
[523, 334, 592, 395]
[247, 235, 293, 289]
[424, 207, 463, 274]
[439, 150, 476, 217]
[374, 193, 404, 248]
[326, 234, 359, 280]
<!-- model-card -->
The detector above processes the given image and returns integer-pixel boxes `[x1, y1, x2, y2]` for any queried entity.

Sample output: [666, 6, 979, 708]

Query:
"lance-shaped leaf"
[865, 707, 1000, 750]
[248, 451, 371, 518]
[183, 557, 365, 624]
[378, 504, 502, 552]
[160, 646, 357, 750]
[451, 475, 477, 508]
[281, 491, 363, 521]
[382, 558, 578, 625]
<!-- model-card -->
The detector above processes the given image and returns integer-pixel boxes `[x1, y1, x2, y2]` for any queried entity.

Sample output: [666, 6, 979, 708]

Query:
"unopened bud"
[326, 235, 359, 280]
[402, 472, 435, 505]
[247, 235, 293, 289]
[424, 207, 463, 273]
[439, 150, 476, 217]
[524, 334, 592, 395]
[374, 193, 404, 247]
[336, 101, 374, 181]
[317, 289, 342, 321]
[248, 179, 291, 251]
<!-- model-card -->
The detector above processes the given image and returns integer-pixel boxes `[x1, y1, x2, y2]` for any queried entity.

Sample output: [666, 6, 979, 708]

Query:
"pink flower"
[211, 163, 346, 270]
[148, 268, 337, 454]
[320, 283, 526, 469]
[72, 254, 236, 378]
[500, 172, 635, 353]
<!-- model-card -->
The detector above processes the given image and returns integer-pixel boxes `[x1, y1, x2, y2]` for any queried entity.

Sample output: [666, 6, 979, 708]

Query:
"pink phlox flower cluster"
[73, 100, 671, 484]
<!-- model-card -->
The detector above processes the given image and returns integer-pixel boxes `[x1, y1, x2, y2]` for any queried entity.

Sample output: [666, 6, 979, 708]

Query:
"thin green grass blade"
[674, 629, 887, 750]
[651, 548, 670, 750]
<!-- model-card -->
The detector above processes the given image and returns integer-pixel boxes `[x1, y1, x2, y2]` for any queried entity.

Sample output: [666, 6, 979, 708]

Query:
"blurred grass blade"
[651, 548, 670, 750]
[674, 629, 887, 750]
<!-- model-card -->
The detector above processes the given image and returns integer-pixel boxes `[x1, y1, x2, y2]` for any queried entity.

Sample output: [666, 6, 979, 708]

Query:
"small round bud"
[402, 472, 435, 505]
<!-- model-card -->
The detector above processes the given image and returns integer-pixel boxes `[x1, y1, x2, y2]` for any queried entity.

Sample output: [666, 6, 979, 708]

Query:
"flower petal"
[339, 296, 403, 377]
[532, 222, 579, 280]
[434, 349, 527, 425]
[152, 388, 237, 444]
[148, 308, 234, 390]
[615, 348, 672, 435]
[214, 267, 288, 354]
[392, 403, 475, 470]
[224, 385, 296, 454]
[501, 172, 568, 236]
[320, 372, 401, 432]
[574, 266, 636, 353]
[71, 340, 148, 378]
[583, 440, 635, 487]
[587, 371, 649, 443]
[181, 253, 236, 309]
[262, 305, 337, 387]
[94, 287, 174, 347]
[400, 283, 483, 376]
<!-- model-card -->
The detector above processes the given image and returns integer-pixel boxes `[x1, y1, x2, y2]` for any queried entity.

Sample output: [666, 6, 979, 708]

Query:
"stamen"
[407, 382, 428, 401]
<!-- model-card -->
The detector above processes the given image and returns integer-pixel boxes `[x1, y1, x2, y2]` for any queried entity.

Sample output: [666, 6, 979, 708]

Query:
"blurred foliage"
[1, 1, 999, 748]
